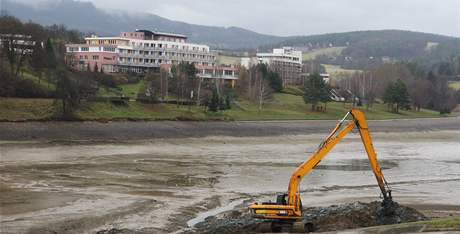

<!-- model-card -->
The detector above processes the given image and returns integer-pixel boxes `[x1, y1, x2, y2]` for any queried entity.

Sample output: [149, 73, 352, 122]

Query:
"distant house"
[0, 33, 36, 54]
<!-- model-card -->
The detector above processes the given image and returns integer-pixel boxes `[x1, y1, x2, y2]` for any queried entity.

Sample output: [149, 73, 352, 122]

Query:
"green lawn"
[217, 55, 242, 65]
[0, 93, 443, 121]
[22, 71, 56, 91]
[323, 64, 361, 79]
[361, 218, 460, 233]
[75, 101, 229, 121]
[226, 93, 439, 121]
[302, 47, 346, 61]
[449, 81, 460, 90]
[0, 98, 57, 121]
[97, 80, 146, 99]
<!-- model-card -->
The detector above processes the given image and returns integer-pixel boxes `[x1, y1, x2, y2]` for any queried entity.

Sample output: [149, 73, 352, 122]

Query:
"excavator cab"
[249, 109, 394, 232]
[276, 194, 288, 205]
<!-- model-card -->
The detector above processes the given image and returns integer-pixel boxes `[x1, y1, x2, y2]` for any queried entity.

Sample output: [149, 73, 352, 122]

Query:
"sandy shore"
[0, 117, 459, 141]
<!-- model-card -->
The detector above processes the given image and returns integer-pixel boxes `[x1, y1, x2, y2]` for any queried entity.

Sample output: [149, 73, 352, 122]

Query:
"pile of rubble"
[302, 201, 427, 232]
[186, 201, 427, 233]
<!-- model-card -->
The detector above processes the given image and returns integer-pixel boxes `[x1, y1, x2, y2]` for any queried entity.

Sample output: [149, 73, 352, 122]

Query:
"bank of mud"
[0, 117, 459, 141]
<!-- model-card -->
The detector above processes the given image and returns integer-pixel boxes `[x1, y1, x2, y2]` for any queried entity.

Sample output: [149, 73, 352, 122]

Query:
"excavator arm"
[250, 109, 393, 220]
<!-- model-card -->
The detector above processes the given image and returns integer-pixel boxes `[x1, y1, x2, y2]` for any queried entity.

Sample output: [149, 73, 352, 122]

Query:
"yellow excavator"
[249, 109, 394, 232]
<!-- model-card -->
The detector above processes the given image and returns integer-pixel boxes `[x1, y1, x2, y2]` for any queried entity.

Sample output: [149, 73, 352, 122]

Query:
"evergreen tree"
[45, 38, 57, 69]
[225, 95, 231, 110]
[219, 96, 226, 111]
[208, 89, 219, 112]
[30, 41, 46, 84]
[303, 73, 331, 111]
[383, 79, 410, 113]
[267, 70, 282, 92]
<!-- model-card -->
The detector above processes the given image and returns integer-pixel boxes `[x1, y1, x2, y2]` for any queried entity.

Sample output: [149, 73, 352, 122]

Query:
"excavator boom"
[249, 109, 393, 222]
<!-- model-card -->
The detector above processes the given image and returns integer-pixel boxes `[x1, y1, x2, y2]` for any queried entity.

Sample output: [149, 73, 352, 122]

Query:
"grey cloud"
[11, 0, 460, 37]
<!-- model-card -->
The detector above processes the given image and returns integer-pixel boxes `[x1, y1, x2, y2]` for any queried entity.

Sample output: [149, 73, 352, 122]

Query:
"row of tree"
[336, 62, 459, 114]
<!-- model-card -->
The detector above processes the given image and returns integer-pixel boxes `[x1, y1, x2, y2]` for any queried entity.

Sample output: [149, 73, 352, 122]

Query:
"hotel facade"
[241, 47, 302, 86]
[65, 29, 238, 80]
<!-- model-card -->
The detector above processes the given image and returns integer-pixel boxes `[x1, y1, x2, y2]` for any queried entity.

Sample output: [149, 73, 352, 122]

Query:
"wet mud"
[1, 128, 459, 233]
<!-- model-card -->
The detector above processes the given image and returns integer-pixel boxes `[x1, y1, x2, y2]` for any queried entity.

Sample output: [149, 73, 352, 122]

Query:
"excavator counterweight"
[249, 109, 394, 232]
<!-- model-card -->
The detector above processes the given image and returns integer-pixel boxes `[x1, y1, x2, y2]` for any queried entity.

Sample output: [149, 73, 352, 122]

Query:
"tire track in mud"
[3, 200, 162, 234]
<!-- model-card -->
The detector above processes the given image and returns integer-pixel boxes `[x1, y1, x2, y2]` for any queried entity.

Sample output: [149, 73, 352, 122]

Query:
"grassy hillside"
[0, 94, 443, 122]
[0, 98, 56, 121]
[267, 30, 460, 70]
[227, 93, 439, 120]
[217, 55, 242, 65]
[302, 47, 346, 61]
[449, 81, 460, 90]
[98, 80, 146, 99]
[323, 64, 361, 78]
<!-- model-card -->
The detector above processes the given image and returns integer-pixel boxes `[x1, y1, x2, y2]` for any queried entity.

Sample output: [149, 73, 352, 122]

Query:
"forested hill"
[4, 0, 460, 68]
[266, 30, 460, 69]
[2, 0, 285, 50]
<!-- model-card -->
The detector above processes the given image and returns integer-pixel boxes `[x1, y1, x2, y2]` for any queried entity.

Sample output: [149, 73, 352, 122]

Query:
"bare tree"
[409, 79, 433, 111]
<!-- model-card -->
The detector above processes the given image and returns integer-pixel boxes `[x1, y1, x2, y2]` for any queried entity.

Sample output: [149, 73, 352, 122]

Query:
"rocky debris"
[96, 228, 138, 234]
[303, 201, 427, 232]
[185, 201, 427, 233]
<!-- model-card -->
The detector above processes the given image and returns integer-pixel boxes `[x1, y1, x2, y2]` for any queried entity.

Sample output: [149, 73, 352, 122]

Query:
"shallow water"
[1, 130, 459, 233]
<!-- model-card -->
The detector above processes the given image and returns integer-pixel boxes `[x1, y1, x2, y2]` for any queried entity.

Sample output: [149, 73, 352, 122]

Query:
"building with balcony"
[257, 47, 302, 86]
[65, 29, 218, 75]
[241, 47, 302, 87]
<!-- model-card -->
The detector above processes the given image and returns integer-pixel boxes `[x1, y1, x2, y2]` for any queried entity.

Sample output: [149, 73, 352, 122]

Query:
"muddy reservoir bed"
[2, 130, 459, 233]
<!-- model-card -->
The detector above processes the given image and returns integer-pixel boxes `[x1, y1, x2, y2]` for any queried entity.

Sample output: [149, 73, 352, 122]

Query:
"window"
[103, 47, 115, 52]
[80, 47, 89, 52]
[92, 55, 99, 60]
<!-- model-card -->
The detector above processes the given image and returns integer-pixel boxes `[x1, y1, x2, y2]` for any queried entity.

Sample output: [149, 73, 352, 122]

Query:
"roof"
[136, 29, 187, 39]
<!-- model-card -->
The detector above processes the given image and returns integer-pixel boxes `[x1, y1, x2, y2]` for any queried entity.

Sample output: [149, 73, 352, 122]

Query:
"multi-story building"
[65, 29, 219, 75]
[0, 34, 36, 54]
[256, 47, 302, 86]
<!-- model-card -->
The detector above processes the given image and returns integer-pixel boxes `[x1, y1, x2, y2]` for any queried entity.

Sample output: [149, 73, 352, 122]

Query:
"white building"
[241, 47, 303, 86]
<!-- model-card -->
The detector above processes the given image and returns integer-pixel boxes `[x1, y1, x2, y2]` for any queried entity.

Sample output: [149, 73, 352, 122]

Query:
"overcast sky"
[14, 0, 460, 37]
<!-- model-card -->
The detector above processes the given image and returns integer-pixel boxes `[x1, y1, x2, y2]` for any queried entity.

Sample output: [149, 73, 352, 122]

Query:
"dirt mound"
[186, 201, 427, 233]
[303, 201, 427, 232]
